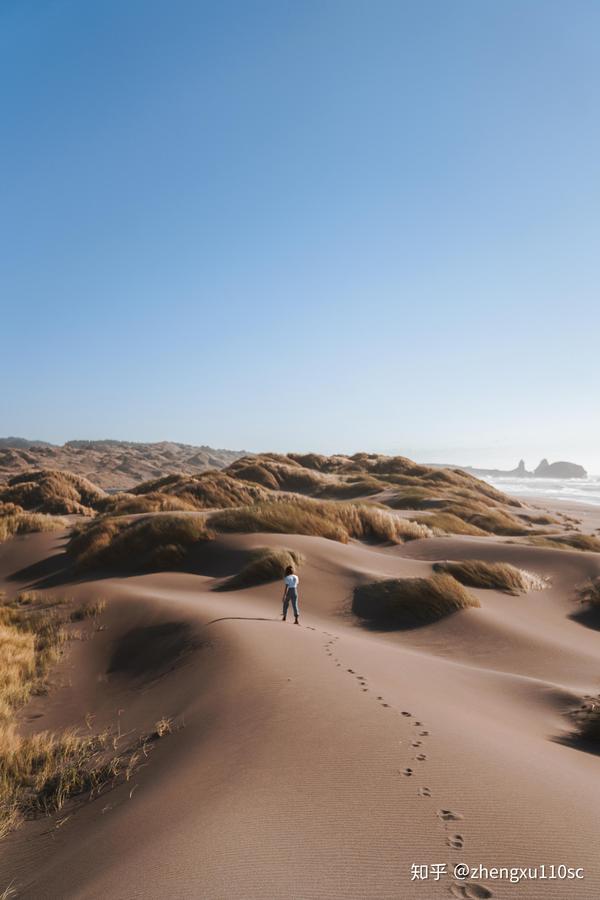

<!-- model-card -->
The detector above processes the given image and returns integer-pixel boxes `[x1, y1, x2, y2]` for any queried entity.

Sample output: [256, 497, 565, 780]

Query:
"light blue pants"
[283, 588, 299, 619]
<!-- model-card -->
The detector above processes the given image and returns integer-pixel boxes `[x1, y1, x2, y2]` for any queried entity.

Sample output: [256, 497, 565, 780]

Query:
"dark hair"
[284, 565, 294, 576]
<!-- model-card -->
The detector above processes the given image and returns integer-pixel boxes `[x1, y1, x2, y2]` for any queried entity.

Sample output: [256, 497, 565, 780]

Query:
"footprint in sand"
[419, 730, 429, 736]
[437, 809, 464, 822]
[414, 721, 422, 726]
[347, 669, 355, 674]
[418, 787, 431, 798]
[402, 768, 413, 777]
[449, 883, 493, 899]
[411, 741, 422, 748]
[381, 702, 391, 708]
[446, 833, 464, 849]
[415, 753, 426, 761]
[361, 688, 368, 692]
[401, 711, 412, 717]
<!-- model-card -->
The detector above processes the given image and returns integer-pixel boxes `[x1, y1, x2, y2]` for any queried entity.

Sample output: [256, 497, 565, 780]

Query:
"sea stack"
[534, 458, 587, 478]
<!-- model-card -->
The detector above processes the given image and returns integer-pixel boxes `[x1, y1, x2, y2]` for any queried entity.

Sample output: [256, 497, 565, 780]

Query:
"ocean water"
[481, 475, 600, 506]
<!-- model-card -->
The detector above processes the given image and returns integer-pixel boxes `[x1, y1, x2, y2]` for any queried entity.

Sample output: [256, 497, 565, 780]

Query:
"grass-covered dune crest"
[68, 514, 213, 571]
[67, 495, 433, 574]
[207, 496, 432, 545]
[0, 469, 105, 516]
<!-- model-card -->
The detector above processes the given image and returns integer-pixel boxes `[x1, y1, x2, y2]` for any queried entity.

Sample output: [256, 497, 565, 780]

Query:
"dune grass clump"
[0, 726, 122, 837]
[576, 710, 600, 743]
[577, 577, 600, 607]
[0, 591, 68, 720]
[386, 488, 442, 510]
[207, 497, 432, 545]
[96, 491, 198, 516]
[0, 717, 173, 838]
[413, 511, 487, 536]
[439, 501, 529, 536]
[518, 512, 560, 526]
[68, 514, 212, 571]
[70, 599, 107, 622]
[0, 589, 73, 835]
[316, 476, 385, 500]
[0, 503, 66, 542]
[567, 695, 600, 745]
[352, 573, 480, 628]
[530, 533, 600, 553]
[215, 548, 304, 591]
[433, 560, 544, 594]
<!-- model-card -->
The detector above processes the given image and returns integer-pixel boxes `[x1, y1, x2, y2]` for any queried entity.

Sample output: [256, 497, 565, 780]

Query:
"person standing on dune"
[282, 565, 300, 625]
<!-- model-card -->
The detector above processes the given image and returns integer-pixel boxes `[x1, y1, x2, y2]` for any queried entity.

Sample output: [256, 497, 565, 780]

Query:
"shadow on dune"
[107, 617, 278, 681]
[568, 606, 600, 631]
[202, 616, 278, 626]
[108, 621, 203, 680]
[183, 541, 254, 578]
[553, 734, 600, 758]
[9, 540, 258, 592]
[7, 549, 74, 589]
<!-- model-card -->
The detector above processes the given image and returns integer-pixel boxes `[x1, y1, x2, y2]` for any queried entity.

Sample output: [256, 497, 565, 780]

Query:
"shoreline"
[516, 494, 600, 533]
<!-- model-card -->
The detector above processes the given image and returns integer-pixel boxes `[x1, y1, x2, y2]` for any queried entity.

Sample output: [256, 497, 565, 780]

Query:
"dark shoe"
[294, 618, 300, 625]
[282, 616, 287, 622]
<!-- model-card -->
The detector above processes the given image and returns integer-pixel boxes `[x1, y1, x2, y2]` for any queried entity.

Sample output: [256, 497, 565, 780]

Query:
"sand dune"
[1, 504, 599, 899]
[0, 440, 245, 490]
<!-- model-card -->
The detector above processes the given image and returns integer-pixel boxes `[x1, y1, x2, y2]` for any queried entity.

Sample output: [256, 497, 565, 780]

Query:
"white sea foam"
[481, 475, 600, 507]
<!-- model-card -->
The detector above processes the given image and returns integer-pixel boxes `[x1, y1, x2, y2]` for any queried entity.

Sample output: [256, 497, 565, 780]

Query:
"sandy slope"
[2, 518, 600, 899]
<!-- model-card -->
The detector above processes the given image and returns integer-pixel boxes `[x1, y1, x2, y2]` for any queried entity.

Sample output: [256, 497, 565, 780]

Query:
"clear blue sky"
[2, 0, 599, 470]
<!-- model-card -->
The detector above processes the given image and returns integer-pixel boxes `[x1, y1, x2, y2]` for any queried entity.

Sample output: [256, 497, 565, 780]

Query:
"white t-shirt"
[284, 574, 299, 589]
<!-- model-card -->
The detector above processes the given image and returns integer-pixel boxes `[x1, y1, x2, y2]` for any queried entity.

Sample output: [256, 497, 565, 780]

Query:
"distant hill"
[0, 437, 54, 449]
[0, 438, 247, 490]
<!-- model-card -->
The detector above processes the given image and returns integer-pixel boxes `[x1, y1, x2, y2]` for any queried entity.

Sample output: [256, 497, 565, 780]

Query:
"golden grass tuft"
[0, 592, 67, 719]
[70, 599, 107, 622]
[215, 548, 304, 591]
[433, 560, 545, 594]
[153, 717, 173, 739]
[352, 573, 480, 628]
[207, 496, 432, 545]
